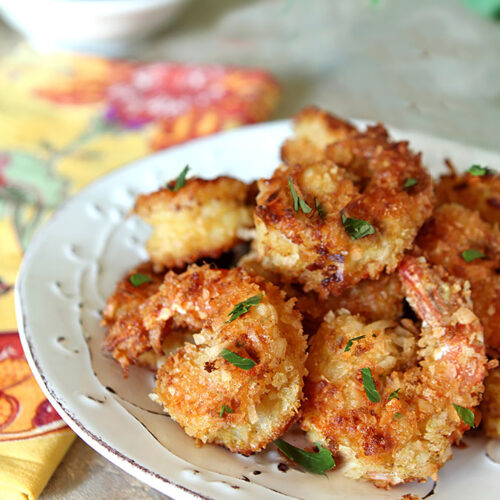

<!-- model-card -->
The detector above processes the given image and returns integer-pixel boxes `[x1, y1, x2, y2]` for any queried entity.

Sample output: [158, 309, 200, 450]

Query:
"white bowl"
[0, 0, 189, 56]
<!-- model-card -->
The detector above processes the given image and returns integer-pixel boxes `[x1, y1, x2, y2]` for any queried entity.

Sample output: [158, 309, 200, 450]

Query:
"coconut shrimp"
[280, 107, 357, 166]
[240, 251, 405, 334]
[300, 256, 487, 488]
[102, 263, 171, 374]
[133, 176, 254, 271]
[435, 164, 500, 224]
[254, 122, 434, 297]
[147, 265, 307, 455]
[415, 203, 500, 357]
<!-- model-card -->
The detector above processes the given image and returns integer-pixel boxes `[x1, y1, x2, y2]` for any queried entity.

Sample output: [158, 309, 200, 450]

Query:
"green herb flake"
[403, 178, 418, 188]
[467, 164, 493, 176]
[361, 367, 381, 403]
[129, 273, 153, 287]
[315, 198, 326, 220]
[288, 177, 312, 214]
[453, 404, 475, 428]
[274, 439, 335, 474]
[220, 348, 256, 370]
[344, 335, 365, 352]
[166, 165, 190, 191]
[225, 294, 262, 323]
[341, 213, 375, 240]
[461, 249, 485, 263]
[219, 404, 233, 418]
[388, 388, 400, 401]
[394, 412, 403, 420]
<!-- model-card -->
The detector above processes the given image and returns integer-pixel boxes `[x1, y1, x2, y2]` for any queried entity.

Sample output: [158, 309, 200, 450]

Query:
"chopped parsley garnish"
[315, 198, 326, 220]
[129, 273, 153, 287]
[467, 164, 494, 176]
[344, 335, 365, 352]
[225, 294, 262, 323]
[403, 178, 418, 188]
[219, 404, 233, 418]
[220, 348, 256, 370]
[361, 367, 381, 403]
[388, 388, 400, 401]
[461, 249, 485, 263]
[394, 412, 403, 420]
[288, 177, 312, 214]
[453, 404, 475, 428]
[341, 213, 375, 240]
[166, 165, 190, 191]
[274, 439, 335, 474]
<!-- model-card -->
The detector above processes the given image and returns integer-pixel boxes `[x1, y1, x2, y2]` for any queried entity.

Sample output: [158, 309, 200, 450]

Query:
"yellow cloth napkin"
[0, 45, 279, 499]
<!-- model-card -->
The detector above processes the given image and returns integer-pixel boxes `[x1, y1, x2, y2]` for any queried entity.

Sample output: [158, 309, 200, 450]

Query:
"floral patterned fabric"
[0, 45, 279, 499]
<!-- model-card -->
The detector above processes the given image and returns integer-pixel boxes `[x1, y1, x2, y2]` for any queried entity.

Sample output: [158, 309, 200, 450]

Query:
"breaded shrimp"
[482, 367, 500, 438]
[300, 256, 487, 487]
[436, 166, 500, 224]
[133, 176, 254, 271]
[254, 124, 434, 297]
[102, 263, 167, 373]
[301, 273, 405, 326]
[280, 107, 357, 166]
[149, 265, 307, 455]
[240, 251, 404, 334]
[415, 203, 500, 357]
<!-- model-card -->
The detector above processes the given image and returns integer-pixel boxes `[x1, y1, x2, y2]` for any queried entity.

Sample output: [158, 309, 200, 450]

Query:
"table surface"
[0, 0, 499, 498]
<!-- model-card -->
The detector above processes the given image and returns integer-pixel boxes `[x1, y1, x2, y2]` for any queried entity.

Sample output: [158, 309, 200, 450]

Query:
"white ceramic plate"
[16, 120, 500, 499]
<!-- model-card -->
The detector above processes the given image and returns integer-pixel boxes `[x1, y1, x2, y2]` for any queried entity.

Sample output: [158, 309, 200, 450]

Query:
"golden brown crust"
[415, 203, 500, 357]
[133, 176, 254, 271]
[150, 265, 308, 455]
[281, 106, 357, 165]
[101, 262, 166, 374]
[436, 169, 500, 225]
[240, 251, 404, 335]
[255, 124, 434, 297]
[301, 256, 487, 487]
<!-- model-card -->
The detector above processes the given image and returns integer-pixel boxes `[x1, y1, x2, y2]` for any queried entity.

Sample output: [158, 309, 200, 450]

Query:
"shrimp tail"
[398, 255, 470, 328]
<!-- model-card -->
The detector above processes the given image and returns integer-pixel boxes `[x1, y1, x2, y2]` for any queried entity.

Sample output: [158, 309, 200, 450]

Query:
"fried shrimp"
[254, 124, 434, 297]
[300, 256, 487, 487]
[148, 265, 307, 455]
[240, 251, 404, 334]
[133, 176, 254, 271]
[102, 263, 163, 372]
[281, 107, 357, 166]
[435, 166, 500, 224]
[101, 262, 189, 374]
[415, 203, 500, 357]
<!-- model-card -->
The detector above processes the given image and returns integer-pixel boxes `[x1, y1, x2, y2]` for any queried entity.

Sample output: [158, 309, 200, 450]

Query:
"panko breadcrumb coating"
[240, 251, 404, 334]
[133, 176, 254, 271]
[294, 273, 405, 331]
[415, 203, 500, 357]
[102, 263, 166, 374]
[301, 256, 487, 488]
[101, 262, 190, 374]
[436, 167, 500, 224]
[255, 124, 434, 297]
[415, 203, 500, 438]
[281, 106, 357, 166]
[149, 265, 307, 455]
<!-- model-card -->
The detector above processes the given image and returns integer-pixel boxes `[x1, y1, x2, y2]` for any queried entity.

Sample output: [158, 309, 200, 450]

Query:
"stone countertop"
[0, 0, 498, 498]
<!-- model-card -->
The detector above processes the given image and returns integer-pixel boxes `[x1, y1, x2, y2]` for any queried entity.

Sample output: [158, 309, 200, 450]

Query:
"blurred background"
[0, 0, 499, 149]
[0, 0, 499, 498]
